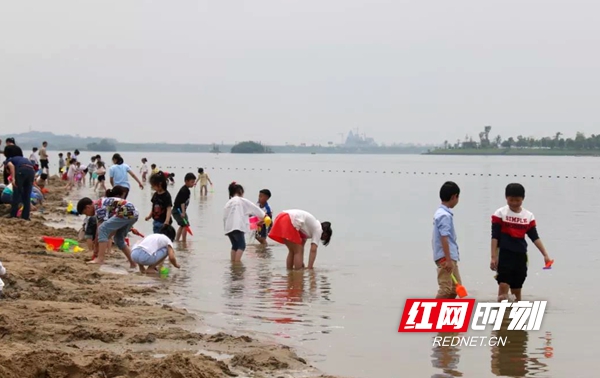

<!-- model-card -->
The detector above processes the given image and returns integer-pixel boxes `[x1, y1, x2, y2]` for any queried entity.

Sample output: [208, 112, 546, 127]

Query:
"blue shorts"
[131, 246, 168, 266]
[153, 220, 165, 234]
[98, 216, 138, 249]
[227, 230, 246, 251]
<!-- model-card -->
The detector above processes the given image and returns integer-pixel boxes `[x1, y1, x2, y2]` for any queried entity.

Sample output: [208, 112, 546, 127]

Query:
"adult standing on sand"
[109, 153, 144, 199]
[268, 210, 332, 270]
[3, 138, 23, 185]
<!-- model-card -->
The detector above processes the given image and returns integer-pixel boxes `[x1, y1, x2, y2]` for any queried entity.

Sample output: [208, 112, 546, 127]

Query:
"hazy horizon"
[2, 1, 599, 145]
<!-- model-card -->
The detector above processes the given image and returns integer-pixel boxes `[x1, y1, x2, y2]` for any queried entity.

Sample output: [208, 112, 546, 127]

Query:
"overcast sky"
[1, 1, 598, 145]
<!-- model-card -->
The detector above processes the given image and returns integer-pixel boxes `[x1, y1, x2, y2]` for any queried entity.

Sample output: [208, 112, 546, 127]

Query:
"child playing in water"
[146, 172, 173, 233]
[140, 158, 149, 182]
[77, 189, 139, 268]
[74, 161, 84, 187]
[162, 171, 175, 185]
[95, 160, 107, 195]
[151, 164, 159, 175]
[66, 159, 77, 190]
[432, 181, 462, 299]
[131, 224, 180, 274]
[172, 173, 196, 242]
[491, 183, 552, 302]
[195, 168, 212, 196]
[223, 182, 268, 262]
[58, 153, 65, 175]
[87, 157, 97, 187]
[255, 189, 272, 245]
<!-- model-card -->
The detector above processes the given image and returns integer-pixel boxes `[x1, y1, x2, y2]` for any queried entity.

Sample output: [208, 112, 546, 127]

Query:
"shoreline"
[0, 176, 342, 378]
[424, 148, 600, 156]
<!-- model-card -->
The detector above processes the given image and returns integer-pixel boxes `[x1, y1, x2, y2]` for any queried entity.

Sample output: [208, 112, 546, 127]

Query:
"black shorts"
[496, 250, 528, 289]
[40, 159, 49, 169]
[172, 211, 188, 227]
[227, 230, 246, 251]
[256, 225, 269, 239]
[97, 174, 106, 182]
[85, 216, 98, 239]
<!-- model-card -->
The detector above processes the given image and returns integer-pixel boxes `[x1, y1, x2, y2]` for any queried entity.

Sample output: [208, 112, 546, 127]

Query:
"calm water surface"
[59, 152, 599, 378]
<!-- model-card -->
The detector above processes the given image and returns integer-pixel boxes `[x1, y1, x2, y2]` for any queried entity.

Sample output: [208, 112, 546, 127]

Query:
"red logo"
[398, 299, 476, 332]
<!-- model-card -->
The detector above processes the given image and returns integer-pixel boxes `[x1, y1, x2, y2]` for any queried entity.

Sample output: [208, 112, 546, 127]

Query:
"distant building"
[343, 130, 377, 147]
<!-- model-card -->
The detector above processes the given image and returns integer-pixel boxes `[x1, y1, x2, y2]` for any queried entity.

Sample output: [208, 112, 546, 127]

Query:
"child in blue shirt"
[432, 181, 461, 299]
[256, 189, 272, 245]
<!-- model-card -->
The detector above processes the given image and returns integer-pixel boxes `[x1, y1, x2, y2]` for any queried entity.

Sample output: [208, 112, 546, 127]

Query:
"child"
[66, 152, 72, 169]
[151, 164, 159, 175]
[223, 182, 268, 262]
[145, 172, 173, 233]
[195, 168, 212, 196]
[77, 191, 138, 268]
[140, 158, 149, 182]
[268, 210, 332, 270]
[39, 141, 49, 174]
[88, 157, 97, 187]
[74, 161, 84, 187]
[95, 160, 107, 195]
[172, 173, 196, 242]
[29, 147, 39, 169]
[255, 189, 272, 245]
[66, 158, 77, 190]
[36, 173, 48, 190]
[162, 171, 175, 185]
[491, 183, 552, 302]
[131, 224, 181, 274]
[84, 215, 98, 260]
[58, 153, 65, 175]
[432, 181, 461, 299]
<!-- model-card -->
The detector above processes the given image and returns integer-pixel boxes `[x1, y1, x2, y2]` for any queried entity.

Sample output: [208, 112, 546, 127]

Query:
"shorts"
[153, 220, 166, 234]
[227, 230, 246, 251]
[97, 174, 106, 182]
[268, 212, 305, 245]
[85, 217, 98, 239]
[496, 250, 528, 289]
[256, 225, 270, 239]
[40, 159, 49, 170]
[172, 211, 188, 227]
[131, 246, 168, 266]
[98, 216, 138, 249]
[435, 258, 462, 297]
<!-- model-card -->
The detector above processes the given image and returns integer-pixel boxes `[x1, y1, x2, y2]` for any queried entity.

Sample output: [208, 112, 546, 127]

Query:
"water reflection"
[490, 315, 550, 377]
[224, 262, 246, 314]
[431, 332, 463, 377]
[222, 262, 333, 335]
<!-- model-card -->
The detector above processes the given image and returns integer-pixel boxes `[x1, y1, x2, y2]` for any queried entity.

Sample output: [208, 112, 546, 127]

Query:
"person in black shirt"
[172, 173, 196, 242]
[145, 172, 172, 233]
[3, 138, 23, 185]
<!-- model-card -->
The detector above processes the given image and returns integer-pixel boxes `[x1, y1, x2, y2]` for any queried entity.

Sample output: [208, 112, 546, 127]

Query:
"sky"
[1, 1, 599, 145]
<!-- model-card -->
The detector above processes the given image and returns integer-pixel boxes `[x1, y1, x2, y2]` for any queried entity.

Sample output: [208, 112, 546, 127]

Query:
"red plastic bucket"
[43, 236, 65, 251]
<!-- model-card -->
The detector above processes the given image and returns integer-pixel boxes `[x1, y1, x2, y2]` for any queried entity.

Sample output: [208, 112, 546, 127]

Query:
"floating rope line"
[134, 166, 597, 179]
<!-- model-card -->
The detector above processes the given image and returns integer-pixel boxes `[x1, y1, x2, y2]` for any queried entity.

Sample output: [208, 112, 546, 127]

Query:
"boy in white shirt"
[130, 224, 180, 274]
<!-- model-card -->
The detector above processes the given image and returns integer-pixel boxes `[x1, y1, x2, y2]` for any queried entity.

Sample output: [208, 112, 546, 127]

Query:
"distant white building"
[344, 131, 377, 147]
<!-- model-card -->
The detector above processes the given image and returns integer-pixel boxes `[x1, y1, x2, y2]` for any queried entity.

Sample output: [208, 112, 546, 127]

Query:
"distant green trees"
[87, 139, 117, 152]
[442, 127, 600, 150]
[231, 141, 273, 154]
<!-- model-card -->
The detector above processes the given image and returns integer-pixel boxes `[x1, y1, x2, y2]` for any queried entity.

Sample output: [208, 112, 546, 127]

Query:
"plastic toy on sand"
[43, 236, 65, 251]
[160, 266, 169, 277]
[543, 260, 554, 269]
[66, 201, 78, 215]
[451, 273, 468, 298]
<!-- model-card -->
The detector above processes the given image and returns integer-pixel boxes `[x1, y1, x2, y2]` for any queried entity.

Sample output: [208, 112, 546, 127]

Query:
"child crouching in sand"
[77, 187, 139, 268]
[131, 225, 180, 274]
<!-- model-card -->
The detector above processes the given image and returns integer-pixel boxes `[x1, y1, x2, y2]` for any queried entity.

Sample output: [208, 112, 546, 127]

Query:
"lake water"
[56, 152, 598, 378]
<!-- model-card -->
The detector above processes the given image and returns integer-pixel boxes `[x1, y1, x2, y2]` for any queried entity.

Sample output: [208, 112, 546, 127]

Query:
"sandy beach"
[0, 176, 341, 378]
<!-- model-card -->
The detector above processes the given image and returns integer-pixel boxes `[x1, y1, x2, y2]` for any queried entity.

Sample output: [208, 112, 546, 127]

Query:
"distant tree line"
[441, 126, 600, 150]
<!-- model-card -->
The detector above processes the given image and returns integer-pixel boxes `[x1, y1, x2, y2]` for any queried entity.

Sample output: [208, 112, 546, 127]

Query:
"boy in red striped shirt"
[490, 183, 552, 301]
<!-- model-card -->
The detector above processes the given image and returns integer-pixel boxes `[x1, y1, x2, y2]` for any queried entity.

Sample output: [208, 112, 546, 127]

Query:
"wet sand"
[0, 176, 342, 378]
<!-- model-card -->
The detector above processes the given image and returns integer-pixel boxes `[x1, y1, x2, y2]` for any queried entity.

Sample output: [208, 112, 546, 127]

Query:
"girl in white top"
[140, 158, 149, 182]
[268, 209, 332, 270]
[130, 225, 180, 274]
[223, 182, 267, 262]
